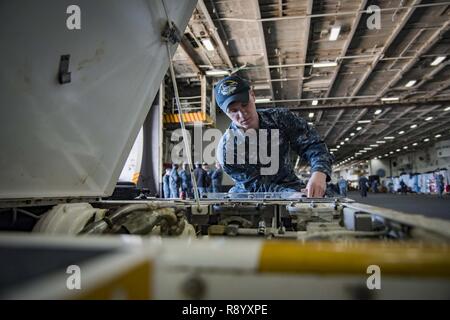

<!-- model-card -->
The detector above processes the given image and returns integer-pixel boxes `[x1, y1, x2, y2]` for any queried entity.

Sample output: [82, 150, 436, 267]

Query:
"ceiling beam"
[255, 97, 450, 110]
[324, 109, 345, 141]
[347, 0, 421, 102]
[399, 61, 450, 99]
[423, 78, 450, 99]
[324, 0, 368, 99]
[197, 0, 234, 69]
[375, 20, 450, 100]
[362, 116, 450, 160]
[297, 0, 313, 101]
[361, 106, 417, 143]
[252, 0, 275, 103]
[179, 38, 204, 76]
[332, 109, 368, 145]
[214, 2, 449, 22]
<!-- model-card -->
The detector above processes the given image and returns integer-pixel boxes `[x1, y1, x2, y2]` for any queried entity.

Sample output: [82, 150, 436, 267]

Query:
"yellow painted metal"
[163, 111, 213, 125]
[75, 261, 152, 300]
[259, 241, 450, 277]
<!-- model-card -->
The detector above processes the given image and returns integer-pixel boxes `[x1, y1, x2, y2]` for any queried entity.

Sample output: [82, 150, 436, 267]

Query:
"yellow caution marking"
[259, 241, 450, 277]
[76, 261, 152, 300]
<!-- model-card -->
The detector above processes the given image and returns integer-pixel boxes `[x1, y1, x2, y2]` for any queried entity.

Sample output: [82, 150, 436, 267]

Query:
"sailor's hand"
[303, 171, 327, 197]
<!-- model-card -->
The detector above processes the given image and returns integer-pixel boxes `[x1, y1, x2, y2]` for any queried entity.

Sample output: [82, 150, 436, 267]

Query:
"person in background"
[436, 173, 445, 198]
[358, 175, 369, 198]
[371, 180, 378, 193]
[203, 162, 213, 193]
[179, 162, 193, 198]
[169, 163, 180, 198]
[211, 162, 224, 193]
[194, 162, 208, 196]
[162, 168, 171, 199]
[400, 179, 407, 195]
[338, 176, 348, 197]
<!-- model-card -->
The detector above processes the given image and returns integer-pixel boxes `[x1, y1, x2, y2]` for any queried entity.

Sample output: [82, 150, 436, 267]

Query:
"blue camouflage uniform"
[217, 108, 333, 193]
[169, 167, 180, 198]
[163, 173, 170, 199]
[211, 167, 223, 193]
[179, 169, 193, 198]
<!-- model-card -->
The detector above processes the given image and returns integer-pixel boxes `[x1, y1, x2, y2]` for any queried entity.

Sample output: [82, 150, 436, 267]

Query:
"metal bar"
[166, 44, 201, 208]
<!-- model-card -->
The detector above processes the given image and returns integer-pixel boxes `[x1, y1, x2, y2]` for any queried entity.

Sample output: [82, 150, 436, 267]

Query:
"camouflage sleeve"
[277, 109, 334, 181]
[218, 134, 297, 192]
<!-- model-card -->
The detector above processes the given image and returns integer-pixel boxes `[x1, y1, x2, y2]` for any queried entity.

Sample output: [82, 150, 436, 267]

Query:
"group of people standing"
[162, 162, 223, 199]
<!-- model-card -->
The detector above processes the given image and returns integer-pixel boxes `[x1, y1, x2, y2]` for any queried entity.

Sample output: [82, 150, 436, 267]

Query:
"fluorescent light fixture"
[412, 142, 418, 146]
[403, 146, 408, 149]
[358, 120, 371, 124]
[430, 56, 446, 66]
[201, 38, 215, 51]
[255, 98, 271, 103]
[205, 69, 229, 76]
[355, 153, 362, 156]
[384, 153, 389, 156]
[309, 112, 315, 118]
[405, 80, 416, 88]
[345, 138, 349, 141]
[384, 136, 395, 140]
[350, 132, 355, 136]
[425, 116, 433, 121]
[308, 122, 314, 125]
[370, 144, 379, 147]
[336, 145, 341, 149]
[356, 127, 362, 131]
[396, 149, 401, 152]
[312, 61, 338, 68]
[435, 134, 442, 138]
[376, 141, 386, 144]
[330, 152, 334, 154]
[374, 157, 378, 160]
[329, 25, 341, 41]
[364, 147, 372, 151]
[381, 97, 399, 102]
[423, 138, 430, 142]
[398, 131, 405, 135]
[389, 151, 394, 154]
[410, 124, 417, 129]
[253, 83, 271, 90]
[374, 109, 382, 115]
[312, 99, 319, 106]
[330, 148, 338, 151]
[360, 150, 367, 153]
[340, 142, 345, 145]
[444, 106, 450, 111]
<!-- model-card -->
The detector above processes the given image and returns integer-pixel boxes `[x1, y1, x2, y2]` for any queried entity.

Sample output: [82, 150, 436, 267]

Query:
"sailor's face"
[226, 91, 259, 130]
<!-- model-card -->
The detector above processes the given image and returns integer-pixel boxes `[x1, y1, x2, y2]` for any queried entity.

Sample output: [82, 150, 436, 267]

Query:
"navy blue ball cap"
[214, 75, 250, 113]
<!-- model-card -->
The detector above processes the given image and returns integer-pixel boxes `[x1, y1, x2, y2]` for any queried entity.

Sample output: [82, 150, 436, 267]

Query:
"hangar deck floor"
[347, 191, 450, 220]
